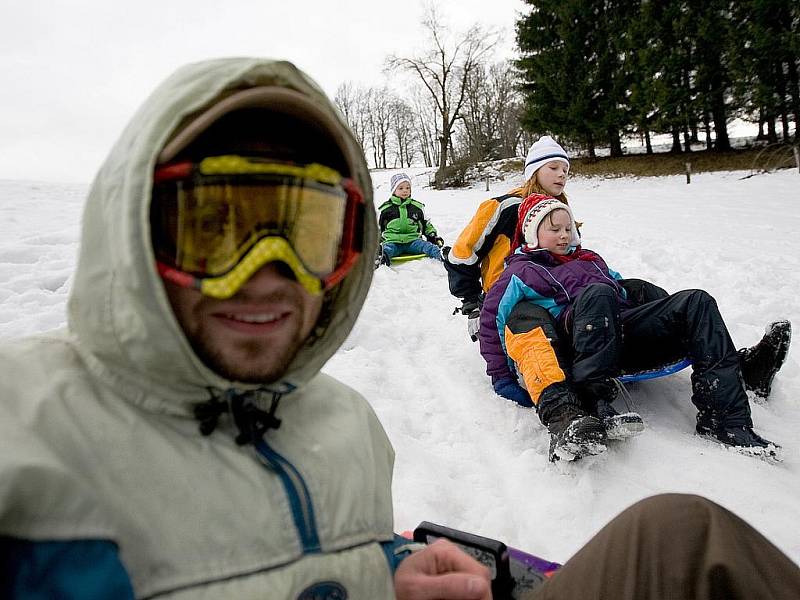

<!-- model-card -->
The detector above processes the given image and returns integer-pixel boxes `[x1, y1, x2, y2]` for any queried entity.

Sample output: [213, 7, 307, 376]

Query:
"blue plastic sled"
[618, 357, 692, 383]
[614, 357, 692, 412]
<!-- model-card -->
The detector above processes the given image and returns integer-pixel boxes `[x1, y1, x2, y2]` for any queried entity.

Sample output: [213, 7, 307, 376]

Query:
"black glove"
[426, 234, 444, 247]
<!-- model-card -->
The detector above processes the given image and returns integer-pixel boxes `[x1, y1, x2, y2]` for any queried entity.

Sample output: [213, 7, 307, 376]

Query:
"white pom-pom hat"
[523, 136, 570, 182]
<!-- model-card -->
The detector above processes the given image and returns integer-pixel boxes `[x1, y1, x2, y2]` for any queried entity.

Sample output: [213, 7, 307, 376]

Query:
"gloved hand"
[467, 309, 480, 342]
[427, 234, 445, 247]
[493, 378, 533, 407]
[461, 298, 481, 342]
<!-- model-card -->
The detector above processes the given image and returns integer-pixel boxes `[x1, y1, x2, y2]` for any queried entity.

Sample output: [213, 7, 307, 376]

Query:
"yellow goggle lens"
[152, 158, 348, 281]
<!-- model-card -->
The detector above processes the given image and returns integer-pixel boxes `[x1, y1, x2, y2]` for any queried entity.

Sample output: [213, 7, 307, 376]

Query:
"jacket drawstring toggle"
[194, 388, 282, 443]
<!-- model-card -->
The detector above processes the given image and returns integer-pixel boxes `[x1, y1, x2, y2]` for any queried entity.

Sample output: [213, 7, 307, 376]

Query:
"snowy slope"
[1, 169, 799, 566]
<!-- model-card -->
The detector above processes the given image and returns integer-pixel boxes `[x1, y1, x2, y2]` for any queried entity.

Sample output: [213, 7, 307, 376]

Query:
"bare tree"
[410, 88, 440, 168]
[367, 87, 393, 169]
[489, 63, 525, 159]
[334, 82, 370, 154]
[455, 61, 525, 162]
[388, 99, 417, 167]
[386, 6, 497, 177]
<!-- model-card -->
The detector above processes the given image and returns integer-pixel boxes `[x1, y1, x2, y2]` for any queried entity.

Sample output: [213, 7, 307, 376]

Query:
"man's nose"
[239, 261, 297, 292]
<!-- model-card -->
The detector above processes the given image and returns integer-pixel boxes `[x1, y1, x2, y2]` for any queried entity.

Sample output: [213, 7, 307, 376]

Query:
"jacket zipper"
[253, 438, 321, 553]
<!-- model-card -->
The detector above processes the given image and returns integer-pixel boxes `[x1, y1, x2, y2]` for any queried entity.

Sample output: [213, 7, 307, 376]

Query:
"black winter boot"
[696, 412, 781, 461]
[374, 243, 391, 268]
[695, 410, 716, 437]
[739, 320, 792, 399]
[546, 404, 607, 462]
[715, 425, 781, 461]
[578, 379, 644, 441]
[596, 399, 645, 441]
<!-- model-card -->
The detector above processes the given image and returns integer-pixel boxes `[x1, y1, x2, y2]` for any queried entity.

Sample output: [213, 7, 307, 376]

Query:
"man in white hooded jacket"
[0, 57, 493, 599]
[2, 58, 800, 600]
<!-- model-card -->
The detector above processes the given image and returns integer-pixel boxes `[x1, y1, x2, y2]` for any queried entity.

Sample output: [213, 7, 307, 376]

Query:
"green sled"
[391, 253, 428, 264]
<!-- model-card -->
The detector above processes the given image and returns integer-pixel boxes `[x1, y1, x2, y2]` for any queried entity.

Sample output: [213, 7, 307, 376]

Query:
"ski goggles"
[151, 155, 365, 298]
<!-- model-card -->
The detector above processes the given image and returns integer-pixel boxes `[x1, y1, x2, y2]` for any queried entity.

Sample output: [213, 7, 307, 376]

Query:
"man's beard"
[190, 328, 307, 384]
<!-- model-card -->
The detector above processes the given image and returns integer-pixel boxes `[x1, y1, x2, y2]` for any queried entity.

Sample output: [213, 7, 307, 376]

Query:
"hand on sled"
[394, 538, 491, 600]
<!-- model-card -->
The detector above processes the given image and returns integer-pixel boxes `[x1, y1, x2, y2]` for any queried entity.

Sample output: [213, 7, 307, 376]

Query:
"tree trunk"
[774, 60, 791, 142]
[645, 130, 653, 154]
[787, 59, 800, 142]
[671, 128, 682, 153]
[608, 129, 623, 157]
[438, 106, 450, 171]
[438, 135, 448, 171]
[757, 109, 768, 141]
[690, 122, 699, 144]
[587, 136, 597, 159]
[767, 117, 778, 143]
[711, 95, 730, 151]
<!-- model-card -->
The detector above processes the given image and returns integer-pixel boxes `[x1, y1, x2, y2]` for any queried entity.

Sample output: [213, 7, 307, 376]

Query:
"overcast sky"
[1, 1, 525, 183]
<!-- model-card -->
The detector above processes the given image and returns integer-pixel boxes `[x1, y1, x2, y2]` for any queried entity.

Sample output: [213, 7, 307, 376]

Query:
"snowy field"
[1, 168, 799, 566]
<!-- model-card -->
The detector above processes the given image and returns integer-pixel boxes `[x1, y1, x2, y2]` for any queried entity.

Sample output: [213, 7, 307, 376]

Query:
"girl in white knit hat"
[444, 135, 573, 343]
[445, 136, 570, 301]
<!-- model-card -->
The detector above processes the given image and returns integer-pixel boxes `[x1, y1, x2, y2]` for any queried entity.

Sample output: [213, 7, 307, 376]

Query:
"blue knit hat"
[390, 172, 412, 195]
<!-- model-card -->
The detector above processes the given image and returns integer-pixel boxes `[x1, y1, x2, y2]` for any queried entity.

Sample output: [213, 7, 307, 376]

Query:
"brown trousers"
[524, 493, 800, 600]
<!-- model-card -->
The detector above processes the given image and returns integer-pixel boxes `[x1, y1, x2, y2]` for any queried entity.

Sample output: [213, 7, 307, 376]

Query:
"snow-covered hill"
[2, 168, 799, 565]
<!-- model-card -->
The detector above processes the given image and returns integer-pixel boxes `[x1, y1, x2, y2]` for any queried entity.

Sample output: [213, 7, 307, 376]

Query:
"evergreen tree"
[730, 0, 799, 143]
[515, 1, 580, 146]
[516, 0, 634, 156]
[692, 0, 734, 150]
[639, 0, 696, 152]
[626, 0, 659, 153]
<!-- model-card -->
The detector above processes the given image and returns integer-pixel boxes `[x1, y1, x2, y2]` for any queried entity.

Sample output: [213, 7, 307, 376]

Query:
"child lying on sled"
[478, 194, 791, 462]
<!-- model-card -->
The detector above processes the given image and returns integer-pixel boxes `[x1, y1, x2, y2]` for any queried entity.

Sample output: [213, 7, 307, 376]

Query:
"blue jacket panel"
[0, 537, 135, 599]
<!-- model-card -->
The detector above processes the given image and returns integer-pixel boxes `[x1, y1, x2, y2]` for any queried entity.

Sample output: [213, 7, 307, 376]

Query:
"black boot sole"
[695, 431, 783, 463]
[744, 320, 792, 399]
[604, 413, 645, 441]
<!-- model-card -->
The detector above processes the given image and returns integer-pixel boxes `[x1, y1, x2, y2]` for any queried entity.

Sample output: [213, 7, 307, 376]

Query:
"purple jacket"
[478, 248, 626, 383]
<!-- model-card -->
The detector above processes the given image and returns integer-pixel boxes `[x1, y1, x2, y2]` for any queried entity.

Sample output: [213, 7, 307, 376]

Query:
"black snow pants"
[509, 283, 752, 428]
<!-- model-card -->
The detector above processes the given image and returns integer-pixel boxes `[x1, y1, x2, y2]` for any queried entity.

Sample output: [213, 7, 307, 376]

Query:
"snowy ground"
[2, 168, 799, 566]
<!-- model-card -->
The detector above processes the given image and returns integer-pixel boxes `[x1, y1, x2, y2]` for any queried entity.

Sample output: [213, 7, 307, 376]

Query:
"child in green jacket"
[377, 173, 443, 266]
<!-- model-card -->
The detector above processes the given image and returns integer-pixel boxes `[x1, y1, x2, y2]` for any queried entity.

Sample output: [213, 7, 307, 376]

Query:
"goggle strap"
[341, 178, 364, 252]
[157, 262, 202, 291]
[323, 253, 359, 290]
[153, 162, 193, 184]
